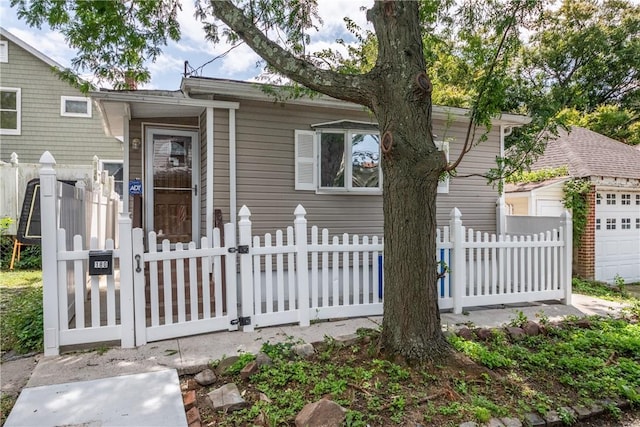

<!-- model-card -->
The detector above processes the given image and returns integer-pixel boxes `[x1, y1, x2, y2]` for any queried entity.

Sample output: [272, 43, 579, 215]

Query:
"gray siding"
[210, 99, 500, 236]
[0, 36, 122, 164]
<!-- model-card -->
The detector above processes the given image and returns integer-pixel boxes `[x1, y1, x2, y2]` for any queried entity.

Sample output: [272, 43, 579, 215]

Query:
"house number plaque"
[89, 250, 113, 276]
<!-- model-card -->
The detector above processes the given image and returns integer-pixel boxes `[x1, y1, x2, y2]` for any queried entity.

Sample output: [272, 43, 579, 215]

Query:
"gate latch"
[228, 245, 249, 254]
[230, 316, 251, 326]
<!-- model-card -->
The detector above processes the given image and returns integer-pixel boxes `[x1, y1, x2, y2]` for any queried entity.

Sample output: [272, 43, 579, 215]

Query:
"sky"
[0, 0, 374, 90]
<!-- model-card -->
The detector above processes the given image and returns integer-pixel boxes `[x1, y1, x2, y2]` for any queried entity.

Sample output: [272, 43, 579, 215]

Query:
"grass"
[194, 305, 640, 426]
[0, 270, 44, 354]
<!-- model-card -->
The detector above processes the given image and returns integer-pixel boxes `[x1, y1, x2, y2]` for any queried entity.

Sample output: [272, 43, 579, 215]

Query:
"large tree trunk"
[368, 1, 450, 360]
[209, 0, 450, 361]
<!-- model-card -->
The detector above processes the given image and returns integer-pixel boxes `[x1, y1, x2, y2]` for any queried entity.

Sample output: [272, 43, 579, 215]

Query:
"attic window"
[61, 96, 92, 118]
[0, 41, 7, 63]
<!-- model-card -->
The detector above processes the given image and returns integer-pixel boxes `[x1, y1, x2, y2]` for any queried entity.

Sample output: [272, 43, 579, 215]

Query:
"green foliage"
[562, 179, 591, 246]
[0, 283, 43, 353]
[508, 310, 528, 328]
[448, 335, 514, 369]
[505, 166, 568, 184]
[225, 352, 256, 375]
[558, 106, 640, 146]
[572, 278, 631, 301]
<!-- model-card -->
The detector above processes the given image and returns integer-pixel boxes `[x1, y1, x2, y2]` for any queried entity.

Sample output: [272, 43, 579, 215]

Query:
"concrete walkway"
[2, 294, 631, 426]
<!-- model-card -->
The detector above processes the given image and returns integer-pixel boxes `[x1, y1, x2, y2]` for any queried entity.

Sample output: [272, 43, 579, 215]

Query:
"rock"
[486, 419, 505, 426]
[215, 356, 240, 375]
[292, 343, 315, 358]
[259, 392, 272, 403]
[194, 368, 217, 386]
[523, 321, 540, 336]
[458, 422, 478, 427]
[575, 319, 592, 329]
[589, 402, 604, 417]
[255, 352, 273, 367]
[240, 361, 258, 380]
[476, 328, 493, 341]
[523, 412, 545, 426]
[207, 383, 249, 412]
[500, 417, 522, 427]
[181, 379, 199, 391]
[334, 334, 359, 346]
[295, 398, 346, 427]
[178, 364, 208, 376]
[457, 327, 475, 341]
[571, 405, 591, 420]
[543, 410, 562, 427]
[505, 327, 526, 341]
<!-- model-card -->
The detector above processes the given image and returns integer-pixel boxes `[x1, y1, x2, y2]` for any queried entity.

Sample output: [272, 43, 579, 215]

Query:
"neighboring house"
[505, 126, 640, 283]
[0, 27, 123, 190]
[91, 76, 529, 244]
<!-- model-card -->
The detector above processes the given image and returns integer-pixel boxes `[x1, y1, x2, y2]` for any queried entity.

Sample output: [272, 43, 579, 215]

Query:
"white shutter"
[295, 130, 316, 191]
[0, 41, 7, 63]
[436, 140, 450, 194]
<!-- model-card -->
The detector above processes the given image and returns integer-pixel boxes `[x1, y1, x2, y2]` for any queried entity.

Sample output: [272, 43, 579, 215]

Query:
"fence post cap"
[294, 204, 306, 217]
[238, 205, 251, 218]
[450, 207, 462, 219]
[10, 152, 18, 165]
[561, 210, 572, 220]
[39, 151, 56, 166]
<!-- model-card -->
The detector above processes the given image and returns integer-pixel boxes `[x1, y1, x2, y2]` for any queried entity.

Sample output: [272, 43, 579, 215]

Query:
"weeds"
[1, 270, 44, 354]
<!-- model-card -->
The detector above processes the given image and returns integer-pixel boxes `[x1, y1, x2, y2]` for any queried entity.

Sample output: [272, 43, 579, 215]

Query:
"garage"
[595, 190, 640, 283]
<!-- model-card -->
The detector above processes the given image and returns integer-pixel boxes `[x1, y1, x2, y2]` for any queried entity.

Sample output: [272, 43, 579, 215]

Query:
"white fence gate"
[39, 154, 572, 356]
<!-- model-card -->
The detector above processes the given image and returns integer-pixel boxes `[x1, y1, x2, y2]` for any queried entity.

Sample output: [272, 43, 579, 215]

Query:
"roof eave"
[181, 77, 531, 126]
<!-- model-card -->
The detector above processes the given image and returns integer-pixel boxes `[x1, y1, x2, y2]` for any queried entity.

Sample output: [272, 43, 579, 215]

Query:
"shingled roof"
[531, 126, 640, 180]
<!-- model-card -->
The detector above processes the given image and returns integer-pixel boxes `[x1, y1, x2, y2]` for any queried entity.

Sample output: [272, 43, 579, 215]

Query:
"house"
[0, 27, 124, 190]
[91, 77, 529, 244]
[505, 126, 640, 283]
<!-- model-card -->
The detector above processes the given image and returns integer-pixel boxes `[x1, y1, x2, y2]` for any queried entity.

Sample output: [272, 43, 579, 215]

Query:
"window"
[606, 218, 616, 230]
[100, 160, 124, 197]
[435, 141, 450, 194]
[621, 194, 631, 205]
[636, 218, 640, 229]
[595, 219, 601, 230]
[0, 41, 7, 63]
[0, 87, 21, 135]
[318, 131, 381, 192]
[606, 193, 616, 205]
[636, 195, 640, 205]
[295, 125, 382, 193]
[621, 218, 631, 230]
[596, 193, 601, 205]
[61, 96, 92, 118]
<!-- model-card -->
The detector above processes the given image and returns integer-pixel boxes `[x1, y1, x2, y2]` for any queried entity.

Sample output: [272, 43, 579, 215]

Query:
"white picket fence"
[39, 154, 572, 356]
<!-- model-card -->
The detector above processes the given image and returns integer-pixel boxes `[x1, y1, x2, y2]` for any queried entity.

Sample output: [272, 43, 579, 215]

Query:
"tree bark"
[367, 1, 450, 360]
[210, 0, 450, 361]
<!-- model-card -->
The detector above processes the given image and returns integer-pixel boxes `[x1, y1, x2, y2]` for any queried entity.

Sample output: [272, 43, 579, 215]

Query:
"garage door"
[595, 191, 640, 283]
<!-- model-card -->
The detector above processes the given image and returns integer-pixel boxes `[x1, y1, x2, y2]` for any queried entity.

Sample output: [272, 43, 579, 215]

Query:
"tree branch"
[208, 0, 374, 107]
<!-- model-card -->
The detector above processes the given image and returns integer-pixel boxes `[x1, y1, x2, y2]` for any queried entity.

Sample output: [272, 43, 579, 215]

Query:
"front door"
[145, 128, 200, 243]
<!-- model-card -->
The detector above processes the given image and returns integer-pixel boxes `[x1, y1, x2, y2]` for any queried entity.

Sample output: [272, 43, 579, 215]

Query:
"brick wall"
[573, 186, 596, 279]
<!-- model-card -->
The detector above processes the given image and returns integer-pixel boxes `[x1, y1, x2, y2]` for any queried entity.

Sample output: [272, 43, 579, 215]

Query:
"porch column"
[206, 107, 214, 243]
[229, 108, 237, 227]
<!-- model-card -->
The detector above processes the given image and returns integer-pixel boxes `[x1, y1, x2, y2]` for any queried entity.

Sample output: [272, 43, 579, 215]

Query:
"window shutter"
[295, 130, 316, 190]
[436, 140, 449, 194]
